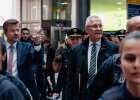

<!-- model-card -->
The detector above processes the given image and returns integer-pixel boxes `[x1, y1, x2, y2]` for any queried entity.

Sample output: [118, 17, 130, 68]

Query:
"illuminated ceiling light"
[43, 5, 46, 8]
[118, 8, 122, 10]
[117, 2, 122, 4]
[61, 2, 68, 5]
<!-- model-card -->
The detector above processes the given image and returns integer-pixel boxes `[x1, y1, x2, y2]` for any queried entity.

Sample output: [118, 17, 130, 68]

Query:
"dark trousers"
[36, 68, 47, 100]
[45, 69, 56, 94]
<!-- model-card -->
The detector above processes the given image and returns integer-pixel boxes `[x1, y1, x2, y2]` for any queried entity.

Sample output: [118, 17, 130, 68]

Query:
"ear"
[85, 27, 88, 32]
[119, 57, 123, 69]
[2, 53, 6, 61]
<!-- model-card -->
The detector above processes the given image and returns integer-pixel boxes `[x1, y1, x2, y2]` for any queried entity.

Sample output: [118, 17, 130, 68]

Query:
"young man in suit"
[3, 19, 43, 100]
[0, 37, 25, 100]
[65, 16, 119, 100]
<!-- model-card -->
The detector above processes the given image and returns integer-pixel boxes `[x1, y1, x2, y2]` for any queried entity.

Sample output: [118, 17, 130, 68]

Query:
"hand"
[32, 32, 42, 45]
[42, 64, 47, 70]
[53, 93, 60, 97]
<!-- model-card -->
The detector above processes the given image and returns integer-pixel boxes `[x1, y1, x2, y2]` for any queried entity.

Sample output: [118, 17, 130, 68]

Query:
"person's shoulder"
[0, 79, 25, 100]
[18, 41, 33, 47]
[100, 85, 123, 100]
[0, 75, 17, 89]
[18, 41, 31, 45]
[106, 40, 119, 47]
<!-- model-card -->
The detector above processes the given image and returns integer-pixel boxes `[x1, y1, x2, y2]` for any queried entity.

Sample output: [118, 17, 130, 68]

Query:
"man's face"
[85, 18, 103, 43]
[21, 30, 30, 40]
[69, 36, 82, 48]
[5, 24, 20, 44]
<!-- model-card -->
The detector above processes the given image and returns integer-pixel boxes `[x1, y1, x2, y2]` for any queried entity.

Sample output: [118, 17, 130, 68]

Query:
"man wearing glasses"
[65, 16, 119, 100]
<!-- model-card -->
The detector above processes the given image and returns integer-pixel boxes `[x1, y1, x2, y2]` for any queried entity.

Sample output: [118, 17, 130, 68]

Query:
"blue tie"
[88, 44, 96, 86]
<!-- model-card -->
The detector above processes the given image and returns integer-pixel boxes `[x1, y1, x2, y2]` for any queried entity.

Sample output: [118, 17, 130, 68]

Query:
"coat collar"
[16, 41, 22, 68]
[81, 37, 109, 51]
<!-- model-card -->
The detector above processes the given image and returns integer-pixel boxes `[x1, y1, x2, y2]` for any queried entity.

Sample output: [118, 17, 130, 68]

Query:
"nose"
[134, 58, 140, 69]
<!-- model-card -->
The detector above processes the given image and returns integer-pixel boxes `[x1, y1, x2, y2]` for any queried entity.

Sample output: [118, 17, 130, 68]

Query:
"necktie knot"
[9, 45, 13, 49]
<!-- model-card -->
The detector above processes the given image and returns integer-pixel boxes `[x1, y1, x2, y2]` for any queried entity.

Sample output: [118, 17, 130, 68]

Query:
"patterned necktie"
[7, 45, 14, 74]
[88, 43, 96, 86]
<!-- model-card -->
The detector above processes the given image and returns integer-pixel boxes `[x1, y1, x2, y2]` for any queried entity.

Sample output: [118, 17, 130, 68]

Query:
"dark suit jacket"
[65, 37, 119, 100]
[16, 41, 42, 100]
[16, 41, 42, 80]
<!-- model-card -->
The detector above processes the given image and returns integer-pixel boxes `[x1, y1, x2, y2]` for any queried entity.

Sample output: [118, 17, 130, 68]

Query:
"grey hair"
[85, 16, 102, 27]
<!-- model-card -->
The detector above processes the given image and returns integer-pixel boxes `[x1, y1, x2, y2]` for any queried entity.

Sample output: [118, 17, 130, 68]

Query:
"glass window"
[22, 0, 41, 21]
[42, 0, 71, 20]
[21, 0, 41, 32]
[21, 23, 41, 34]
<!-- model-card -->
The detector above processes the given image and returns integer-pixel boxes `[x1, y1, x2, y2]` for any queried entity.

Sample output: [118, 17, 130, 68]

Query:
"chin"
[129, 79, 140, 85]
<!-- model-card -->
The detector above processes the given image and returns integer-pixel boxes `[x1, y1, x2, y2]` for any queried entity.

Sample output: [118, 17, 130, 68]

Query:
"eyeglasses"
[87, 25, 103, 30]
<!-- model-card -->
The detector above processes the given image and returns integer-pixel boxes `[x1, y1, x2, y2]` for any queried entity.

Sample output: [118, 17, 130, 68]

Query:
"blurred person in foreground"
[65, 16, 119, 100]
[100, 31, 140, 99]
[87, 16, 140, 100]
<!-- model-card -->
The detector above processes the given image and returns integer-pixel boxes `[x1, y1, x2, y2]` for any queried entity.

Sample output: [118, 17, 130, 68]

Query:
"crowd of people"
[0, 15, 140, 100]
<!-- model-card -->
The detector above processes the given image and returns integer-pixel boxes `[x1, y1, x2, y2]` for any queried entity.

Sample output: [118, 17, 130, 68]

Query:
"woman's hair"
[119, 31, 140, 54]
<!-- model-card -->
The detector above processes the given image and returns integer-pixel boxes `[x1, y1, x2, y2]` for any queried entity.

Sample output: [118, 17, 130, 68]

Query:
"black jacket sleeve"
[86, 56, 114, 100]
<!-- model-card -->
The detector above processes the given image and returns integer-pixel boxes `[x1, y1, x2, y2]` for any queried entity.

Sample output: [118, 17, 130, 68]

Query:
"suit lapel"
[16, 42, 22, 68]
[99, 38, 108, 53]
[76, 39, 89, 77]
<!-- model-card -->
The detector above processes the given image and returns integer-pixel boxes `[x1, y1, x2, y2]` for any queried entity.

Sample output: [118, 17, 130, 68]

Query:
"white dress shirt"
[88, 39, 101, 73]
[6, 42, 18, 77]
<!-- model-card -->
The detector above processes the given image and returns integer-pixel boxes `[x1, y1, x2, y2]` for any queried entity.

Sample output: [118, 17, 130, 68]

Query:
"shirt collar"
[6, 42, 17, 49]
[89, 39, 101, 46]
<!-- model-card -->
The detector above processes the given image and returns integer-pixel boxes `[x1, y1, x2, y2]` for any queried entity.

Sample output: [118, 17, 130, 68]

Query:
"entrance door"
[51, 26, 71, 45]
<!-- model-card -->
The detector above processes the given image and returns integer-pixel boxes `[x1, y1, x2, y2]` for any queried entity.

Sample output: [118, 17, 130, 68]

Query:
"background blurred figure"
[20, 27, 46, 100]
[103, 32, 112, 41]
[20, 28, 32, 43]
[46, 40, 57, 98]
[100, 31, 140, 99]
[34, 29, 48, 100]
[110, 33, 118, 43]
[52, 34, 70, 73]
[115, 29, 126, 44]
